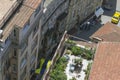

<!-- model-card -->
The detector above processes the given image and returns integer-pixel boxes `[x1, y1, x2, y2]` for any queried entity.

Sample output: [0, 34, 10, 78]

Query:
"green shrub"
[50, 57, 68, 80]
[69, 45, 93, 60]
[70, 46, 83, 56]
[82, 49, 93, 60]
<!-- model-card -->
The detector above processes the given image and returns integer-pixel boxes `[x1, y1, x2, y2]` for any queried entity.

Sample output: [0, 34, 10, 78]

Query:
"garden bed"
[65, 40, 94, 80]
[66, 45, 94, 60]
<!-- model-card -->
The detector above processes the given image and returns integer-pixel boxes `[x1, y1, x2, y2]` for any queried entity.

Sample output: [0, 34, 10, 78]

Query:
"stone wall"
[39, 0, 69, 59]
[66, 0, 103, 30]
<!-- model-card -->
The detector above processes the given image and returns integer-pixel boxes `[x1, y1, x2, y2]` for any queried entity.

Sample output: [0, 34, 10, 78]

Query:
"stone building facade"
[0, 0, 43, 80]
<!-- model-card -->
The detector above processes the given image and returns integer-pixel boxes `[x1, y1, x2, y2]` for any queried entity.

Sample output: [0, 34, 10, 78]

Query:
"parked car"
[111, 11, 120, 24]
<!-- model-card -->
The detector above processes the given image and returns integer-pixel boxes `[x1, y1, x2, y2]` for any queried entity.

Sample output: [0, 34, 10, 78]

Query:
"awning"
[95, 7, 104, 17]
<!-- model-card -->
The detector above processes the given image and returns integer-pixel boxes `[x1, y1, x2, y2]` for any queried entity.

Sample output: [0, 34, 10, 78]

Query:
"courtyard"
[49, 40, 95, 80]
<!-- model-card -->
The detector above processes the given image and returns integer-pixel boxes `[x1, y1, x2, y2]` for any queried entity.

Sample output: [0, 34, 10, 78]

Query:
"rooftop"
[0, 0, 16, 20]
[0, 0, 18, 28]
[2, 5, 34, 40]
[90, 22, 120, 42]
[0, 0, 42, 41]
[89, 42, 120, 80]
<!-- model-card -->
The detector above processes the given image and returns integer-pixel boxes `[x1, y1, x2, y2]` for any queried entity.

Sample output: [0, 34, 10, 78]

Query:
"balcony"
[0, 38, 11, 58]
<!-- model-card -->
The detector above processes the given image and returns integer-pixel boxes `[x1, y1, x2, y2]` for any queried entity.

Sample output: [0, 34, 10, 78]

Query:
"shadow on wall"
[102, 0, 117, 17]
[69, 22, 103, 41]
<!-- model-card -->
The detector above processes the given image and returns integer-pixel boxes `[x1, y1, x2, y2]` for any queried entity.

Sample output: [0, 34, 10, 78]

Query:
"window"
[33, 25, 39, 35]
[20, 67, 26, 80]
[31, 36, 38, 51]
[13, 49, 17, 57]
[14, 29, 16, 37]
[33, 19, 39, 36]
[30, 54, 36, 64]
[23, 22, 29, 30]
[5, 59, 10, 69]
[72, 10, 75, 18]
[21, 43, 27, 55]
[12, 64, 17, 73]
[5, 37, 9, 44]
[0, 65, 1, 72]
[20, 57, 27, 69]
[23, 20, 30, 34]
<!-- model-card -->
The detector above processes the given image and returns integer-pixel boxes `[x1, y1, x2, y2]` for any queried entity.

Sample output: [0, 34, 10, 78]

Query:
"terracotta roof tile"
[99, 32, 120, 42]
[24, 0, 42, 9]
[89, 42, 120, 80]
[90, 22, 120, 42]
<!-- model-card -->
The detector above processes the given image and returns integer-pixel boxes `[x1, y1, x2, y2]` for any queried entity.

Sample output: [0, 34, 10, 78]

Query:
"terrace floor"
[65, 55, 92, 80]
